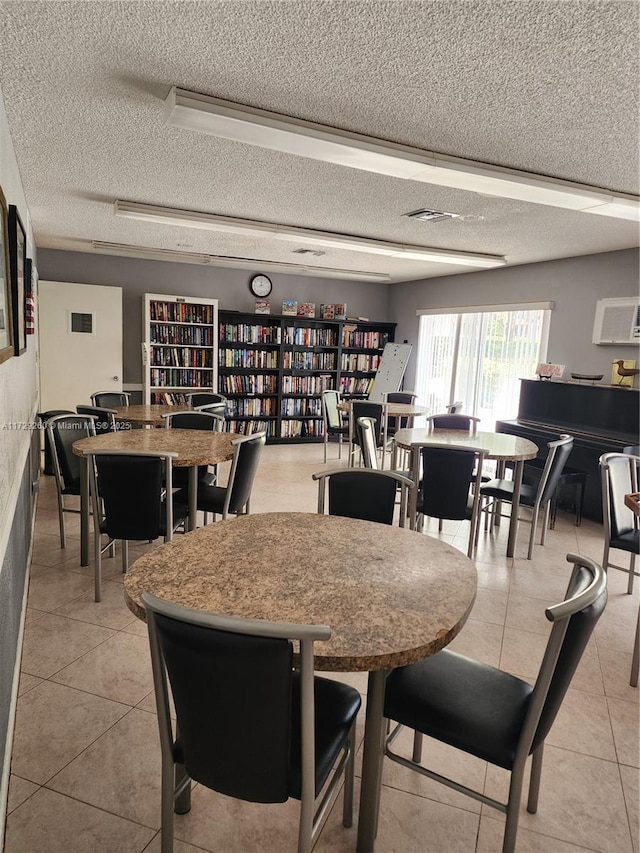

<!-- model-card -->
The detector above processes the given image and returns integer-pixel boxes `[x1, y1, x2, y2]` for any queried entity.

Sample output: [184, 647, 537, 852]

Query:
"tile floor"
[4, 443, 639, 853]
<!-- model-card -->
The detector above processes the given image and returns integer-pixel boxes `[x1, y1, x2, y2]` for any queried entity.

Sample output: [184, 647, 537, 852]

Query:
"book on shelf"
[297, 302, 316, 318]
[320, 303, 335, 319]
[282, 300, 298, 316]
[334, 303, 347, 319]
[254, 299, 271, 314]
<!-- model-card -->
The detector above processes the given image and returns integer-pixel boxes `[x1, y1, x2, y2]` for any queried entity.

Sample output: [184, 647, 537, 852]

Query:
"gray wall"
[388, 248, 640, 390]
[37, 250, 391, 385]
[0, 84, 39, 830]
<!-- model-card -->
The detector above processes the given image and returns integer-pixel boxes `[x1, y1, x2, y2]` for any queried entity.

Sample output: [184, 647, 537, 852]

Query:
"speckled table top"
[72, 428, 235, 467]
[394, 428, 539, 462]
[339, 401, 429, 417]
[112, 404, 191, 424]
[123, 512, 477, 672]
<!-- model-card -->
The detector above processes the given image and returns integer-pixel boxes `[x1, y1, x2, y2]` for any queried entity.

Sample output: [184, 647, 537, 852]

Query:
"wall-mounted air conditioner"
[592, 297, 640, 345]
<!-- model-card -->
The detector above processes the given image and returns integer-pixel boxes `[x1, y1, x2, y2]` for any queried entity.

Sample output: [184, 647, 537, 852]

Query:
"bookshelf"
[143, 293, 218, 405]
[218, 310, 395, 442]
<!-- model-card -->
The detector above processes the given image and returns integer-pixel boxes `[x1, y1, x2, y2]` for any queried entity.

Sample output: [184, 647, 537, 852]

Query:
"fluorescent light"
[114, 201, 506, 269]
[165, 87, 640, 222]
[90, 240, 392, 282]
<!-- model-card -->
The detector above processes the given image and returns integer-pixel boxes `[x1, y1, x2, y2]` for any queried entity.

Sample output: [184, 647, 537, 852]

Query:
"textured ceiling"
[0, 0, 638, 283]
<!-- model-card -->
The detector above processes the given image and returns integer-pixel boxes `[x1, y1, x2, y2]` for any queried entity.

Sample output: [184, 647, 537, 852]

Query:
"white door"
[38, 280, 123, 411]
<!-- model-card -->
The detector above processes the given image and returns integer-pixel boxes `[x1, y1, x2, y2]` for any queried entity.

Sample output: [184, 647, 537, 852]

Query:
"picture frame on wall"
[0, 186, 13, 365]
[8, 204, 27, 355]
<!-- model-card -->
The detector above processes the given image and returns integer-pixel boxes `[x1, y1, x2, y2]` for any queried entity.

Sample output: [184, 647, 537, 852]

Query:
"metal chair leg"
[527, 743, 544, 813]
[628, 553, 636, 594]
[631, 604, 639, 688]
[412, 731, 423, 763]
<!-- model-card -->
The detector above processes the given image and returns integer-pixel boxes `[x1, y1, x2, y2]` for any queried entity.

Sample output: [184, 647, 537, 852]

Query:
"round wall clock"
[249, 274, 273, 297]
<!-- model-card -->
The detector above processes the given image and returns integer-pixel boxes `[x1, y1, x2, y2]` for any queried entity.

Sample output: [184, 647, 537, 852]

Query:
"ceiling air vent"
[404, 209, 460, 222]
[292, 248, 327, 257]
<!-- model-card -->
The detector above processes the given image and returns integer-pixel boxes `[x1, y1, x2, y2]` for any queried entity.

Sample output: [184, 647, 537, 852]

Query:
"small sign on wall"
[68, 311, 94, 334]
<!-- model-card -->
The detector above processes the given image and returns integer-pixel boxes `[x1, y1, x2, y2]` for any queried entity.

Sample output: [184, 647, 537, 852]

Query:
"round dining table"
[393, 427, 539, 557]
[111, 404, 191, 426]
[123, 511, 478, 853]
[72, 429, 235, 565]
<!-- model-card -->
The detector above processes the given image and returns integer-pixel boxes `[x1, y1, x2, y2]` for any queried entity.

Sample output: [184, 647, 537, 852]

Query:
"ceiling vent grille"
[404, 208, 460, 222]
[292, 248, 327, 257]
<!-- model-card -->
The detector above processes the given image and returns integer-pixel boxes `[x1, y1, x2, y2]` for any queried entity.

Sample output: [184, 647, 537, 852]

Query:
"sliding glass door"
[416, 306, 550, 426]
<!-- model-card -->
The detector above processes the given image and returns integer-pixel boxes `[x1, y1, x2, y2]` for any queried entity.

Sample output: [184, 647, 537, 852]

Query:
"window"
[415, 304, 551, 426]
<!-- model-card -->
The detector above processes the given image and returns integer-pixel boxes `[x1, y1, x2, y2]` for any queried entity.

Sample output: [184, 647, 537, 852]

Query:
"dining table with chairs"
[123, 510, 478, 853]
[72, 428, 236, 565]
[393, 427, 539, 557]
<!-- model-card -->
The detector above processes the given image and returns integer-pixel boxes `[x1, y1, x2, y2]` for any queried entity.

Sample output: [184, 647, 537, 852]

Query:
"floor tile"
[484, 746, 633, 853]
[54, 579, 136, 629]
[477, 814, 597, 852]
[50, 631, 154, 705]
[142, 835, 211, 853]
[27, 566, 94, 611]
[545, 687, 616, 761]
[5, 788, 154, 853]
[619, 763, 639, 853]
[447, 617, 504, 667]
[598, 646, 640, 703]
[17, 672, 42, 697]
[20, 612, 115, 678]
[11, 680, 128, 784]
[6, 775, 39, 814]
[48, 708, 162, 829]
[30, 533, 82, 568]
[607, 696, 640, 768]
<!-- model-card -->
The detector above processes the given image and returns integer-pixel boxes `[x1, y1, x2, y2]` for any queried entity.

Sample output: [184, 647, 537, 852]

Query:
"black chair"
[410, 443, 487, 558]
[90, 391, 131, 407]
[349, 401, 383, 467]
[384, 553, 607, 853]
[321, 389, 349, 462]
[312, 467, 413, 527]
[46, 413, 97, 548]
[87, 450, 189, 601]
[37, 409, 74, 475]
[600, 451, 639, 687]
[481, 434, 574, 560]
[383, 391, 417, 437]
[142, 593, 360, 853]
[426, 413, 481, 435]
[182, 432, 266, 524]
[162, 410, 225, 488]
[76, 405, 117, 436]
[186, 391, 227, 410]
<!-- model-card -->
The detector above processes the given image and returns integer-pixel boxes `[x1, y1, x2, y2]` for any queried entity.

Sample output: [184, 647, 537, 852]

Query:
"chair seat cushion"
[176, 483, 227, 514]
[480, 479, 537, 507]
[289, 674, 361, 799]
[611, 529, 640, 555]
[384, 649, 533, 770]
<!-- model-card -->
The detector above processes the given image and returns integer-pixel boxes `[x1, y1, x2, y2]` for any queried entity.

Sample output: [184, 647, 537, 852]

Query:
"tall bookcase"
[143, 293, 218, 405]
[218, 310, 395, 442]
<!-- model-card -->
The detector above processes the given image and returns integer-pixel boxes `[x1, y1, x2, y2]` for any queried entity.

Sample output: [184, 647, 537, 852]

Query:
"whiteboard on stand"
[368, 343, 413, 402]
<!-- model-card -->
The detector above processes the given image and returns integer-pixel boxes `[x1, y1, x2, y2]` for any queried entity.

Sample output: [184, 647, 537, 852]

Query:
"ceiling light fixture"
[164, 87, 640, 222]
[90, 240, 392, 282]
[114, 200, 506, 269]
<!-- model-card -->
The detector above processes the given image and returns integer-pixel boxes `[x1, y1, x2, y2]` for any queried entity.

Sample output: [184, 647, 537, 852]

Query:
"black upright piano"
[496, 379, 640, 522]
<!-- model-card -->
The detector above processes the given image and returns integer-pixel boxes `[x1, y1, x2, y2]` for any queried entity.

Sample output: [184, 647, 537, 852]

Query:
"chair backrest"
[600, 452, 640, 542]
[87, 450, 176, 541]
[187, 392, 227, 409]
[384, 392, 417, 404]
[47, 414, 96, 489]
[524, 554, 607, 755]
[90, 391, 130, 407]
[224, 432, 266, 515]
[76, 405, 116, 436]
[534, 434, 574, 507]
[351, 401, 383, 448]
[413, 444, 486, 521]
[163, 411, 225, 431]
[357, 417, 379, 469]
[321, 389, 342, 430]
[142, 591, 330, 803]
[427, 413, 480, 435]
[312, 468, 413, 526]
